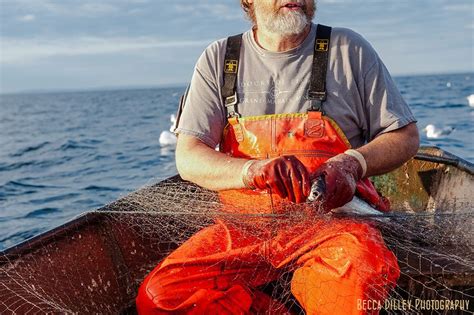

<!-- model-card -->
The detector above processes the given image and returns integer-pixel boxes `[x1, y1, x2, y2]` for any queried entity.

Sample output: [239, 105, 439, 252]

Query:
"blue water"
[0, 73, 473, 250]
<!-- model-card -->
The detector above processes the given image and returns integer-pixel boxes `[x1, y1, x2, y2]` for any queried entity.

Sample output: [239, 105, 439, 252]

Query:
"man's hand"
[242, 156, 311, 203]
[310, 153, 363, 211]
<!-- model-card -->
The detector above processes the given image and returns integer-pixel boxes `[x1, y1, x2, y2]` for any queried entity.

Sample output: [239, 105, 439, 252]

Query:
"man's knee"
[344, 223, 400, 285]
[290, 222, 400, 314]
[137, 264, 254, 314]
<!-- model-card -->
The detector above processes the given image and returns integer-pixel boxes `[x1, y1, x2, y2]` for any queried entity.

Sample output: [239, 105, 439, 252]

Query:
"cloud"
[442, 4, 473, 11]
[173, 3, 242, 20]
[18, 14, 36, 22]
[10, 0, 120, 17]
[1, 36, 213, 65]
[78, 3, 119, 15]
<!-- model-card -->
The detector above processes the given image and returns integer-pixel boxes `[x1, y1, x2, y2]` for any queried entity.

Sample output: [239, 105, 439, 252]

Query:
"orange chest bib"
[220, 111, 350, 172]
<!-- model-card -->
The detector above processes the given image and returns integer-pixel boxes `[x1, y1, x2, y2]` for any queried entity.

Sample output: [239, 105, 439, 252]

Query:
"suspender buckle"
[307, 91, 326, 101]
[225, 93, 240, 118]
[307, 90, 326, 113]
[308, 99, 323, 112]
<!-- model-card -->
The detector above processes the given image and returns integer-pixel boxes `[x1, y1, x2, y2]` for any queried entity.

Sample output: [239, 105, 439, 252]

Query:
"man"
[137, 0, 419, 314]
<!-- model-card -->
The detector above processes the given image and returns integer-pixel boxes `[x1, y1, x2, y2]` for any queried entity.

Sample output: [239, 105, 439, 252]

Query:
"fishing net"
[1, 157, 473, 314]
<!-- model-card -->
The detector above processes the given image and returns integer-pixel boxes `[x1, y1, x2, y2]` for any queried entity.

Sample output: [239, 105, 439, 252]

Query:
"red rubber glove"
[310, 153, 363, 211]
[242, 156, 311, 203]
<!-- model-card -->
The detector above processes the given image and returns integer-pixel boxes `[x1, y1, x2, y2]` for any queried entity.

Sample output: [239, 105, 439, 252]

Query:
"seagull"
[467, 94, 474, 108]
[159, 131, 177, 146]
[159, 114, 178, 146]
[423, 124, 455, 139]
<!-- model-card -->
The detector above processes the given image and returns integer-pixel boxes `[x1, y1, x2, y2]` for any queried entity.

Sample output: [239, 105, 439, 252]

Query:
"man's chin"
[268, 17, 309, 36]
[272, 29, 308, 37]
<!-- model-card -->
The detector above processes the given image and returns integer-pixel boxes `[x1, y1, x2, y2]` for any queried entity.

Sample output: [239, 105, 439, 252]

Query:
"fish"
[331, 195, 385, 217]
[308, 176, 385, 218]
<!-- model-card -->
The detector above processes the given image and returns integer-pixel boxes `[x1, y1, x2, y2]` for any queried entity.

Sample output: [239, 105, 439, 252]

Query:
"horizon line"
[1, 70, 473, 96]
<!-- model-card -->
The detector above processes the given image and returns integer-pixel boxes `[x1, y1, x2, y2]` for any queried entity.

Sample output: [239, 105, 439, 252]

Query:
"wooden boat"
[1, 146, 473, 314]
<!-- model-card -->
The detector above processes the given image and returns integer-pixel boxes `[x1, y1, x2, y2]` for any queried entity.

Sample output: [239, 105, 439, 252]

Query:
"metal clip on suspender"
[225, 93, 239, 118]
[222, 34, 243, 118]
[307, 24, 332, 113]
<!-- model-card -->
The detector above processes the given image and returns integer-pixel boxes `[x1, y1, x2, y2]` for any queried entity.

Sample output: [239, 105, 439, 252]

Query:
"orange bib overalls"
[137, 25, 400, 315]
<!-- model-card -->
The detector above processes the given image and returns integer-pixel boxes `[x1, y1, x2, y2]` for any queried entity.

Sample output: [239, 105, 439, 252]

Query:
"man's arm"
[356, 122, 420, 177]
[301, 122, 419, 210]
[176, 134, 248, 191]
[176, 133, 311, 202]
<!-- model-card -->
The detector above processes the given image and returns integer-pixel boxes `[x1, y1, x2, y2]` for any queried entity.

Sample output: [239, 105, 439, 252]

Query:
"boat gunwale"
[416, 146, 474, 175]
[0, 211, 104, 264]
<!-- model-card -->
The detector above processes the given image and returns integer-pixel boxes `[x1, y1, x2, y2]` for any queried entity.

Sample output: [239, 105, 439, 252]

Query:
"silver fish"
[331, 196, 384, 217]
[308, 175, 385, 218]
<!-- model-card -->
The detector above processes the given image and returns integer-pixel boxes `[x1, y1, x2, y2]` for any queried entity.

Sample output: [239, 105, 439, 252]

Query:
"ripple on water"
[4, 180, 62, 189]
[29, 193, 80, 204]
[24, 207, 60, 218]
[9, 141, 51, 157]
[82, 185, 121, 192]
[58, 140, 97, 151]
[0, 157, 71, 172]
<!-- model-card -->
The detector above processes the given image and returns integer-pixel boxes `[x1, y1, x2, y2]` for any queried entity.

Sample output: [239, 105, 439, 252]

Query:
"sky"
[0, 0, 473, 94]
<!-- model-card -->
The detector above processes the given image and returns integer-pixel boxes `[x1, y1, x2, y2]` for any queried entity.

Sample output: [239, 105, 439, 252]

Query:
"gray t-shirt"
[176, 23, 416, 149]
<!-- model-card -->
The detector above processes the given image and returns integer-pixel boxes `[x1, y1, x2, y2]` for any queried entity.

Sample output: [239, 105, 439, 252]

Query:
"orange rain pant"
[137, 112, 400, 314]
[136, 219, 400, 315]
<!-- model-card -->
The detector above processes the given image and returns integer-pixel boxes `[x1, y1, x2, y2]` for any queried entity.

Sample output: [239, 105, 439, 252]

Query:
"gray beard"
[257, 10, 309, 36]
